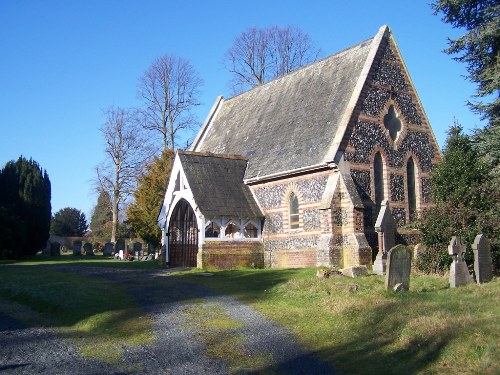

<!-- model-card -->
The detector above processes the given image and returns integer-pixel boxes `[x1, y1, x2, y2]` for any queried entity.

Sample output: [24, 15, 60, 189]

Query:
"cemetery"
[0, 2, 498, 372]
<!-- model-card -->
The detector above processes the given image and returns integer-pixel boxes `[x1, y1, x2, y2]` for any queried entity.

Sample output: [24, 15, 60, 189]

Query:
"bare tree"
[96, 107, 152, 243]
[225, 25, 321, 94]
[136, 55, 203, 152]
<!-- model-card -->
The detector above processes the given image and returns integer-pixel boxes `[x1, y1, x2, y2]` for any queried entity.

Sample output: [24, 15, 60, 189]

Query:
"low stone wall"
[264, 247, 317, 268]
[202, 241, 264, 270]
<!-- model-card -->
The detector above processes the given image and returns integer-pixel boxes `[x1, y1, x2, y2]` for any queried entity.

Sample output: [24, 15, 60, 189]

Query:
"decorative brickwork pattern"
[392, 207, 406, 227]
[202, 241, 264, 270]
[264, 213, 283, 233]
[333, 208, 349, 226]
[264, 236, 318, 251]
[254, 176, 328, 209]
[421, 178, 432, 203]
[346, 120, 435, 171]
[350, 169, 371, 200]
[303, 209, 321, 231]
[394, 92, 422, 125]
[372, 60, 408, 91]
[361, 87, 391, 116]
[382, 44, 397, 62]
[390, 174, 405, 201]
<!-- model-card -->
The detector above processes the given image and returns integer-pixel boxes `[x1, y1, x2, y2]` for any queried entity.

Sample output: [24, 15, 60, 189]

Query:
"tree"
[418, 124, 499, 273]
[96, 107, 152, 243]
[126, 149, 174, 247]
[432, 0, 499, 127]
[0, 157, 51, 258]
[225, 25, 321, 93]
[136, 54, 203, 152]
[90, 190, 113, 239]
[51, 207, 88, 237]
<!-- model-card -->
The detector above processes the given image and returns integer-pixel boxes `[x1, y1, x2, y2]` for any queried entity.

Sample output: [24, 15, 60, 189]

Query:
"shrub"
[415, 245, 451, 275]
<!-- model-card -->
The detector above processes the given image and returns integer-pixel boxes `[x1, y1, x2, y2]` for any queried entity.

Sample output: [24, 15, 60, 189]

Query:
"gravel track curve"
[0, 266, 336, 374]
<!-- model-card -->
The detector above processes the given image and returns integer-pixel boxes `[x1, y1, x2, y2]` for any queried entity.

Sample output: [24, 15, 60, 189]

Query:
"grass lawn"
[0, 254, 159, 363]
[1, 255, 498, 374]
[181, 268, 500, 375]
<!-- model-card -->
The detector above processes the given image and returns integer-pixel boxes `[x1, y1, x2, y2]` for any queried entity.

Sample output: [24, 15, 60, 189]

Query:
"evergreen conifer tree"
[0, 157, 51, 258]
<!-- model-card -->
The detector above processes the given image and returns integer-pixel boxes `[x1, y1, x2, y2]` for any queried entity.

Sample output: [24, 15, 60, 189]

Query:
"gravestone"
[147, 242, 156, 255]
[72, 240, 82, 256]
[340, 265, 368, 278]
[114, 239, 125, 254]
[449, 236, 471, 288]
[103, 242, 114, 256]
[50, 242, 61, 256]
[373, 200, 396, 275]
[385, 245, 412, 292]
[472, 234, 493, 284]
[83, 242, 93, 256]
[133, 242, 142, 254]
[413, 243, 426, 259]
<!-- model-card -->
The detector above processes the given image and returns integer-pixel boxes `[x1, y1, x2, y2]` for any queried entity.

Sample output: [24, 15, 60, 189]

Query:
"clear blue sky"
[0, 0, 484, 219]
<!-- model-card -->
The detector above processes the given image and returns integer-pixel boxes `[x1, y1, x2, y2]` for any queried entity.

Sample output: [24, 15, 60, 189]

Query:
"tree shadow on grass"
[294, 300, 455, 375]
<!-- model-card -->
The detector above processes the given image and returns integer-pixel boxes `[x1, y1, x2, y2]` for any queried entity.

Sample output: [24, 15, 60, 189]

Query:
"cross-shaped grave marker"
[448, 236, 471, 288]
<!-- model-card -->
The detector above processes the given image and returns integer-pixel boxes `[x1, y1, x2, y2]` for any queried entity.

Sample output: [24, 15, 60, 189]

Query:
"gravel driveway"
[0, 266, 335, 374]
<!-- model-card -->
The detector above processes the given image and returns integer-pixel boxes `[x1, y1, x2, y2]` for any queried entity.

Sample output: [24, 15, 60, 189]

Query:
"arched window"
[374, 152, 384, 206]
[225, 222, 241, 238]
[205, 221, 220, 238]
[289, 193, 299, 229]
[407, 157, 417, 221]
[244, 222, 258, 238]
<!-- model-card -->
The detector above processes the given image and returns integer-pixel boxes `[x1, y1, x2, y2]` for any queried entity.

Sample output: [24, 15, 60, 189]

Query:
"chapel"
[157, 25, 441, 269]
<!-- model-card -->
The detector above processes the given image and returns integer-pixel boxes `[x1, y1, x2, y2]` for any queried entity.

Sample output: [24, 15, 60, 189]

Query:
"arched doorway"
[168, 199, 198, 267]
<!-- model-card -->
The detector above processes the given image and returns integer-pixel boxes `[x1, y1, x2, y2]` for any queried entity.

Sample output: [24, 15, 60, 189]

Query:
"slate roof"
[192, 28, 383, 181]
[179, 151, 263, 218]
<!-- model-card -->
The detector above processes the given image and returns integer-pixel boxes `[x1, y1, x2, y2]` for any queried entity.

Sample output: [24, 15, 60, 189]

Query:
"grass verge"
[0, 264, 154, 363]
[181, 268, 500, 375]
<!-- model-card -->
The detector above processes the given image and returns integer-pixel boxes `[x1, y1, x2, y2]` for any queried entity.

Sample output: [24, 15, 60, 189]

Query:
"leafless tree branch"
[224, 25, 321, 94]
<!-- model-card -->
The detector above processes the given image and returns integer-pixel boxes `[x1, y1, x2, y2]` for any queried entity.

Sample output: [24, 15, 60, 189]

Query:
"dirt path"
[0, 266, 335, 374]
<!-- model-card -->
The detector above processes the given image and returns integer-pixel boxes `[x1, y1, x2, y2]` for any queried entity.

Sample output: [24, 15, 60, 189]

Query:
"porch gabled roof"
[179, 151, 263, 218]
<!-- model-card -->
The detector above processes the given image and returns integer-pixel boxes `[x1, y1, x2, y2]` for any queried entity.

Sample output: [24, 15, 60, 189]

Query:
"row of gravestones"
[448, 234, 493, 287]
[45, 239, 156, 257]
[384, 233, 493, 292]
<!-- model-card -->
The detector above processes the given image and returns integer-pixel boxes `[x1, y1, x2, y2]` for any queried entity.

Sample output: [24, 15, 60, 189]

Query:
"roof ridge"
[179, 150, 248, 161]
[225, 36, 375, 102]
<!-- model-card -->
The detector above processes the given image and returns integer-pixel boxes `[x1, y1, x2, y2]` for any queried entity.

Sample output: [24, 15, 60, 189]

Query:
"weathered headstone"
[72, 240, 82, 256]
[373, 200, 396, 275]
[114, 238, 125, 254]
[413, 243, 426, 259]
[385, 245, 412, 292]
[133, 242, 142, 253]
[147, 242, 156, 255]
[472, 234, 493, 284]
[83, 242, 93, 256]
[50, 242, 61, 256]
[340, 265, 368, 278]
[449, 236, 471, 288]
[103, 242, 114, 256]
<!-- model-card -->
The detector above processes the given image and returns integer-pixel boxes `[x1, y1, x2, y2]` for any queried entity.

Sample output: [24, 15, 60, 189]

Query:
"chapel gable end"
[341, 31, 441, 229]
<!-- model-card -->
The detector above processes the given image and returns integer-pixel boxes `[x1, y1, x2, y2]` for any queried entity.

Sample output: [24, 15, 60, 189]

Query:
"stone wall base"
[201, 241, 264, 270]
